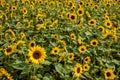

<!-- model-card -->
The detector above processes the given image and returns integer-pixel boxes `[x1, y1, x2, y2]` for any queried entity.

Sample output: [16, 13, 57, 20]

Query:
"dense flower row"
[0, 0, 120, 80]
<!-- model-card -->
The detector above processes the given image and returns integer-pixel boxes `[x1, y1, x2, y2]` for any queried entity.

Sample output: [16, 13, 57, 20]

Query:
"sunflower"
[90, 39, 98, 47]
[78, 1, 84, 6]
[78, 38, 83, 45]
[78, 45, 87, 53]
[12, 6, 17, 11]
[38, 0, 43, 4]
[86, 11, 91, 18]
[84, 56, 91, 64]
[77, 8, 84, 16]
[70, 33, 76, 40]
[4, 45, 15, 56]
[51, 47, 60, 55]
[105, 20, 112, 28]
[97, 26, 105, 33]
[28, 41, 36, 49]
[28, 46, 46, 64]
[70, 13, 77, 22]
[83, 64, 90, 72]
[77, 18, 84, 26]
[20, 32, 26, 39]
[104, 69, 115, 80]
[93, 5, 99, 11]
[104, 15, 110, 21]
[54, 34, 58, 40]
[88, 19, 96, 26]
[22, 7, 28, 15]
[66, 12, 70, 19]
[68, 53, 74, 61]
[74, 63, 83, 78]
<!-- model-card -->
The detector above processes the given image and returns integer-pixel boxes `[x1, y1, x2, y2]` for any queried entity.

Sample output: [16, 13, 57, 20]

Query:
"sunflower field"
[0, 0, 120, 80]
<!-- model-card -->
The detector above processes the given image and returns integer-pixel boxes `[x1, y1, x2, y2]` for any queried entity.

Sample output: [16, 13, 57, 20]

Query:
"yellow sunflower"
[70, 33, 76, 40]
[88, 19, 97, 26]
[83, 64, 90, 71]
[12, 6, 17, 11]
[28, 46, 46, 64]
[78, 45, 87, 53]
[90, 39, 98, 47]
[4, 45, 15, 56]
[77, 18, 84, 26]
[68, 53, 74, 61]
[28, 41, 36, 49]
[84, 56, 91, 64]
[104, 69, 115, 80]
[74, 63, 83, 78]
[78, 1, 84, 6]
[105, 20, 112, 28]
[51, 47, 60, 55]
[70, 13, 77, 22]
[22, 7, 28, 15]
[78, 38, 83, 45]
[77, 8, 84, 16]
[86, 11, 91, 18]
[97, 26, 105, 33]
[66, 12, 70, 19]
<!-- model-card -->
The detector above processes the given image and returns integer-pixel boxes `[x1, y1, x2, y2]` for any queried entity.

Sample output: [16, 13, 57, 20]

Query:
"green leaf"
[55, 63, 65, 76]
[43, 77, 50, 80]
[43, 60, 51, 65]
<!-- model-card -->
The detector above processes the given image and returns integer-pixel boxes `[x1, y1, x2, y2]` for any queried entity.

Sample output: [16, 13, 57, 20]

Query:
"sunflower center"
[85, 66, 87, 69]
[92, 42, 96, 45]
[6, 48, 12, 53]
[77, 67, 80, 73]
[72, 35, 74, 38]
[67, 14, 69, 18]
[31, 43, 34, 47]
[90, 21, 94, 24]
[54, 50, 57, 53]
[81, 48, 85, 51]
[69, 55, 72, 58]
[33, 50, 41, 59]
[79, 10, 82, 14]
[71, 15, 75, 19]
[24, 10, 26, 12]
[85, 58, 88, 61]
[80, 2, 83, 5]
[107, 22, 110, 26]
[106, 72, 111, 77]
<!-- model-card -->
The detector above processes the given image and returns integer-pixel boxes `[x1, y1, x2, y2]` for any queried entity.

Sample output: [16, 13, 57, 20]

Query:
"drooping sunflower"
[66, 12, 70, 19]
[77, 8, 84, 16]
[22, 7, 28, 15]
[51, 47, 60, 55]
[77, 18, 84, 26]
[28, 46, 46, 64]
[28, 41, 36, 49]
[70, 33, 76, 40]
[83, 64, 90, 72]
[74, 63, 83, 78]
[68, 53, 74, 61]
[70, 13, 77, 22]
[97, 26, 105, 33]
[78, 38, 83, 45]
[4, 45, 15, 56]
[104, 69, 115, 80]
[88, 19, 97, 26]
[78, 45, 87, 53]
[84, 56, 91, 64]
[105, 20, 112, 28]
[90, 39, 98, 47]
